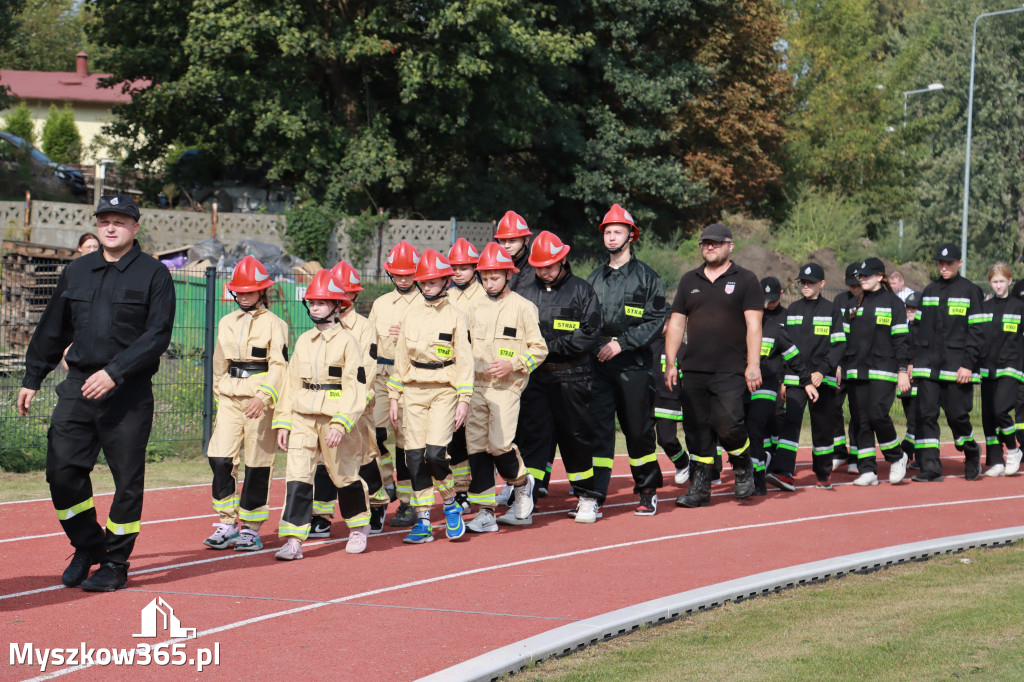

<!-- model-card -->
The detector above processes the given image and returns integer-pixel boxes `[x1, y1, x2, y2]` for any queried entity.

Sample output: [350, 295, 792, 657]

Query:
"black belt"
[228, 361, 269, 378]
[411, 359, 455, 370]
[377, 358, 395, 365]
[539, 358, 588, 372]
[303, 381, 343, 391]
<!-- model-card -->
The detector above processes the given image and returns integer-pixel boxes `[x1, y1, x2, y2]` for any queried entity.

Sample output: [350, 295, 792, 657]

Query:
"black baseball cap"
[934, 243, 962, 261]
[94, 193, 141, 221]
[699, 223, 733, 242]
[856, 257, 886, 277]
[760, 276, 782, 302]
[796, 263, 825, 283]
[845, 262, 860, 286]
[905, 290, 922, 307]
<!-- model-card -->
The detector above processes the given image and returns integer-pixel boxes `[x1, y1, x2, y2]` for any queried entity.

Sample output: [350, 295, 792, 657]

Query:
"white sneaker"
[467, 508, 499, 533]
[345, 528, 368, 554]
[831, 458, 847, 472]
[495, 484, 514, 507]
[513, 475, 535, 520]
[852, 471, 879, 486]
[847, 463, 859, 475]
[496, 507, 532, 526]
[984, 463, 1005, 478]
[674, 467, 690, 486]
[1006, 449, 1022, 476]
[574, 497, 599, 523]
[889, 453, 909, 484]
[275, 537, 304, 561]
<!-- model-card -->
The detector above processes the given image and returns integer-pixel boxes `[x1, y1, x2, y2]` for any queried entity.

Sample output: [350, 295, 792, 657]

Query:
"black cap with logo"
[796, 263, 825, 283]
[934, 243, 962, 261]
[94, 193, 141, 221]
[845, 262, 860, 286]
[760, 276, 782, 302]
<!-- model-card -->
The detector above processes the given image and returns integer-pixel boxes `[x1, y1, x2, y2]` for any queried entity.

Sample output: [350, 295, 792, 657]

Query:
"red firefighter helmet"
[476, 242, 519, 272]
[226, 255, 274, 292]
[494, 210, 533, 239]
[303, 269, 352, 305]
[330, 260, 364, 293]
[599, 203, 639, 242]
[414, 249, 455, 282]
[384, 240, 420, 275]
[528, 231, 571, 268]
[448, 238, 481, 265]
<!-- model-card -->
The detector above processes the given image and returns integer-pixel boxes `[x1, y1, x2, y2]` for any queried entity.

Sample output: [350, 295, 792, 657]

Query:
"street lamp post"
[900, 83, 944, 257]
[961, 5, 1024, 276]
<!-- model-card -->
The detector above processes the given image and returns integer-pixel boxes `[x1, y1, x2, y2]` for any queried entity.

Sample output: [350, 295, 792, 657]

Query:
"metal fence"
[0, 265, 393, 464]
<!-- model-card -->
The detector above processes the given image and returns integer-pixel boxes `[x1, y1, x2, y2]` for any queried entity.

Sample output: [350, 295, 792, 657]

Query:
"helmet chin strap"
[485, 277, 509, 299]
[388, 273, 415, 293]
[304, 300, 341, 324]
[418, 278, 450, 302]
[606, 244, 625, 255]
[231, 291, 261, 312]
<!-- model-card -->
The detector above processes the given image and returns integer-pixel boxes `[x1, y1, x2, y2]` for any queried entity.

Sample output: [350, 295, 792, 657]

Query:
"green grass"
[522, 543, 1024, 681]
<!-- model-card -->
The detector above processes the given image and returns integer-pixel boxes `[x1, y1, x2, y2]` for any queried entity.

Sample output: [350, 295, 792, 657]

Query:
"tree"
[41, 104, 81, 164]
[0, 0, 94, 72]
[2, 101, 37, 147]
[0, 0, 26, 109]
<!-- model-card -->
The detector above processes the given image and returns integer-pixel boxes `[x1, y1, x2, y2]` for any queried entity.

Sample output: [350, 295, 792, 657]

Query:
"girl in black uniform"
[980, 263, 1024, 476]
[843, 258, 912, 486]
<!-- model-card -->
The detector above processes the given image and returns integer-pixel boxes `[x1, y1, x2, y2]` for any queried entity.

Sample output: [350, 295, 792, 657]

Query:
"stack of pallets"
[1, 240, 75, 354]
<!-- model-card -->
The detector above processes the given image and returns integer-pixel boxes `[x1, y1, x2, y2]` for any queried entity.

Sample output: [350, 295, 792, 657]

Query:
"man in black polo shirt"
[664, 223, 764, 507]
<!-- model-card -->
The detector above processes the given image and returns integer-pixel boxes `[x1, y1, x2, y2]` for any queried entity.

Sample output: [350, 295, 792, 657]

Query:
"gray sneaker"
[467, 508, 499, 533]
[233, 528, 263, 551]
[513, 475, 535, 520]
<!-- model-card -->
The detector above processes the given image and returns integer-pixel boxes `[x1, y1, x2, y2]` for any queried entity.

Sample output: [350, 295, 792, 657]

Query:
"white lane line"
[16, 492, 1024, 681]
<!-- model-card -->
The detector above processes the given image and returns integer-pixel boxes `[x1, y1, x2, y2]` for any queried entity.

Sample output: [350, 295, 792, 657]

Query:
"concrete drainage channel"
[419, 526, 1024, 682]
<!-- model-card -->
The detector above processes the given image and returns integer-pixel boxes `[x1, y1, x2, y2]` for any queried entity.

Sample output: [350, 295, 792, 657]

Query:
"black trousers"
[777, 383, 837, 482]
[46, 378, 154, 567]
[899, 390, 917, 456]
[914, 378, 979, 477]
[517, 365, 600, 502]
[847, 379, 901, 474]
[834, 379, 853, 461]
[653, 395, 687, 469]
[746, 381, 780, 471]
[680, 371, 750, 466]
[591, 356, 663, 497]
[981, 377, 1017, 465]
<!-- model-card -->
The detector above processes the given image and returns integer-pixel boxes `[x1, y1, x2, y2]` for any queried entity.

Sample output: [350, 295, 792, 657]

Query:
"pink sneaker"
[346, 528, 368, 554]
[275, 537, 304, 561]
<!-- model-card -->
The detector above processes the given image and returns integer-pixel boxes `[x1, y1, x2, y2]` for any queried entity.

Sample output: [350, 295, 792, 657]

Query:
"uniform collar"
[232, 306, 266, 321]
[340, 311, 358, 330]
[601, 254, 636, 276]
[696, 260, 738, 282]
[91, 240, 142, 272]
[312, 323, 342, 340]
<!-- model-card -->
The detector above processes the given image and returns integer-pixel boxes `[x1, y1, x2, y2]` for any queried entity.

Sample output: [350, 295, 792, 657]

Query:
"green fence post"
[202, 266, 216, 453]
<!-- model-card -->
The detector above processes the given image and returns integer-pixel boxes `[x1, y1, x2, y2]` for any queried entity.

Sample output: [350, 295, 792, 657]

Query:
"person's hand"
[898, 371, 911, 395]
[956, 367, 972, 384]
[597, 339, 622, 362]
[243, 396, 266, 419]
[805, 384, 819, 403]
[326, 426, 345, 448]
[487, 359, 514, 378]
[17, 388, 37, 416]
[454, 401, 469, 430]
[60, 344, 71, 371]
[745, 364, 762, 393]
[665, 364, 677, 391]
[810, 371, 823, 388]
[780, 384, 787, 402]
[389, 398, 399, 427]
[389, 323, 401, 338]
[81, 370, 115, 399]
[276, 429, 289, 451]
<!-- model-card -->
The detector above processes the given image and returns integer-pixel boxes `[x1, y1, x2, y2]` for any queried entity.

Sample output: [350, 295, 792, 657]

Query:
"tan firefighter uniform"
[387, 294, 474, 508]
[447, 277, 487, 493]
[208, 306, 289, 529]
[368, 287, 420, 501]
[465, 290, 548, 509]
[273, 324, 368, 538]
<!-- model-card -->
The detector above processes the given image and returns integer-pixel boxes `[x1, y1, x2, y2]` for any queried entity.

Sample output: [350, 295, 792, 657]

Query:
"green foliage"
[283, 201, 337, 264]
[2, 102, 37, 147]
[0, 0, 93, 72]
[0, 0, 26, 110]
[773, 187, 867, 265]
[40, 104, 81, 164]
[344, 209, 388, 271]
[0, 448, 46, 473]
[633, 230, 692, 285]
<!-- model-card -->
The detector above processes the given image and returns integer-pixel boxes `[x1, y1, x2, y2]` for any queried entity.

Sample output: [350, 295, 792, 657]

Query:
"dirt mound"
[732, 244, 798, 281]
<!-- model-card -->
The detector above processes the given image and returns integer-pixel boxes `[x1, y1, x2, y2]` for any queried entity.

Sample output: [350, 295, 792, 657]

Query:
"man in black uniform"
[910, 243, 985, 482]
[832, 263, 861, 474]
[494, 210, 536, 292]
[18, 194, 175, 591]
[665, 223, 764, 507]
[587, 204, 666, 515]
[513, 231, 604, 523]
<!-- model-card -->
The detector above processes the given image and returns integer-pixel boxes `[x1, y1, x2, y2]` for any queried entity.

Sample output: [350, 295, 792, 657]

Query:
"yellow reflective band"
[527, 467, 547, 480]
[435, 480, 455, 494]
[553, 319, 580, 331]
[238, 508, 269, 521]
[380, 454, 394, 466]
[259, 383, 280, 404]
[468, 493, 497, 506]
[498, 347, 516, 359]
[593, 457, 614, 469]
[272, 419, 292, 430]
[277, 522, 309, 539]
[411, 490, 436, 507]
[727, 439, 750, 457]
[451, 464, 471, 476]
[371, 489, 390, 502]
[629, 453, 658, 467]
[386, 376, 404, 391]
[312, 500, 335, 515]
[624, 305, 644, 318]
[211, 496, 238, 510]
[692, 455, 715, 465]
[396, 483, 413, 494]
[56, 497, 94, 521]
[106, 518, 141, 535]
[331, 414, 355, 431]
[436, 346, 453, 358]
[345, 516, 371, 529]
[567, 468, 594, 481]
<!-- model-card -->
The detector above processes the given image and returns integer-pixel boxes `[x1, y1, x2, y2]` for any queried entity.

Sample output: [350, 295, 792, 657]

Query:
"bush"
[41, 103, 81, 164]
[0, 448, 47, 473]
[774, 187, 866, 265]
[2, 101, 37, 147]
[284, 200, 337, 263]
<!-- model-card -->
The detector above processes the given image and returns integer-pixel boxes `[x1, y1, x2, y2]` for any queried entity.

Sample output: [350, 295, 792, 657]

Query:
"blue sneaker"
[444, 503, 465, 540]
[403, 520, 434, 544]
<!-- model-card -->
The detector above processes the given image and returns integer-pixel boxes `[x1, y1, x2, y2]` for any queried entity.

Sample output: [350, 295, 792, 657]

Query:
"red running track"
[2, 446, 1022, 681]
